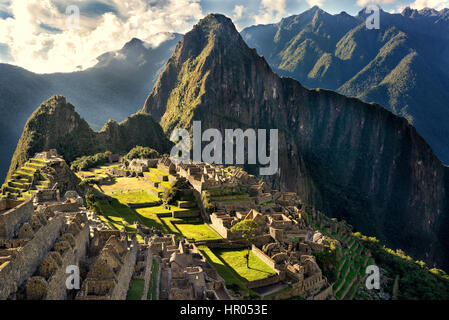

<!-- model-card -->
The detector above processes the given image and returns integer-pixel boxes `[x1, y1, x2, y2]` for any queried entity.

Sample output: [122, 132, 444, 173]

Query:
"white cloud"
[0, 0, 203, 73]
[306, 0, 326, 7]
[233, 4, 245, 20]
[409, 0, 449, 10]
[356, 0, 397, 7]
[253, 0, 286, 24]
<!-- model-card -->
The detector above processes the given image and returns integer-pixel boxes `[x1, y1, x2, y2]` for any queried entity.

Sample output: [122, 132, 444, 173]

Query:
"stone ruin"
[148, 234, 231, 300]
[76, 234, 138, 300]
[252, 240, 331, 300]
[0, 184, 141, 300]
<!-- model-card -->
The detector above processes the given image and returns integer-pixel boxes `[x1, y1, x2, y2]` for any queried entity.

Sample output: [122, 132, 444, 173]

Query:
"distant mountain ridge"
[0, 33, 182, 180]
[142, 14, 449, 269]
[241, 6, 449, 165]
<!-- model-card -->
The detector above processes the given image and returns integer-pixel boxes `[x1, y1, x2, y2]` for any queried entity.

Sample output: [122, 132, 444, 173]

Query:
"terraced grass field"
[168, 220, 221, 241]
[198, 246, 248, 291]
[198, 246, 276, 298]
[96, 177, 160, 205]
[213, 248, 276, 282]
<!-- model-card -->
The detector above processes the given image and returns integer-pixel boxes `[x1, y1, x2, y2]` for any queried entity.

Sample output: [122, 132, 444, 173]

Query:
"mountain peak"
[418, 7, 440, 16]
[192, 13, 240, 39]
[198, 13, 234, 26]
[142, 13, 272, 127]
[33, 95, 74, 115]
[308, 5, 321, 13]
[124, 37, 145, 49]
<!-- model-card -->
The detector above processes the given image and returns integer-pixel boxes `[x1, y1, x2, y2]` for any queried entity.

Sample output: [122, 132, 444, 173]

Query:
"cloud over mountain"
[0, 0, 203, 73]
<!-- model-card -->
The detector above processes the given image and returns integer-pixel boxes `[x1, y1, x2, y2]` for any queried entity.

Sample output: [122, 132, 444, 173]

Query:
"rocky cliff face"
[7, 95, 172, 179]
[142, 14, 449, 268]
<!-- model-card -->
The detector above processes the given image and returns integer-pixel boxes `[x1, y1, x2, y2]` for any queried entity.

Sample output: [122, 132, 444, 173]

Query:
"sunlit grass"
[213, 248, 276, 282]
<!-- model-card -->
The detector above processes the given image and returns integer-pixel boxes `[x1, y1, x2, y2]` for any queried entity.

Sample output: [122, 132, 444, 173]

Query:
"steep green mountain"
[0, 33, 181, 180]
[241, 6, 449, 165]
[142, 14, 449, 269]
[7, 95, 172, 179]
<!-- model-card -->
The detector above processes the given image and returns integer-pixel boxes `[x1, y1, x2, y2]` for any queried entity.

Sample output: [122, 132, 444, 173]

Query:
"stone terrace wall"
[308, 285, 333, 300]
[45, 202, 80, 213]
[0, 200, 33, 239]
[110, 239, 138, 300]
[246, 274, 281, 289]
[251, 245, 279, 272]
[0, 199, 22, 211]
[0, 215, 64, 299]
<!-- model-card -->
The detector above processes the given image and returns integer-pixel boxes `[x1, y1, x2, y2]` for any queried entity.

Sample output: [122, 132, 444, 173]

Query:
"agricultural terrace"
[90, 173, 220, 243]
[96, 177, 160, 205]
[312, 216, 372, 300]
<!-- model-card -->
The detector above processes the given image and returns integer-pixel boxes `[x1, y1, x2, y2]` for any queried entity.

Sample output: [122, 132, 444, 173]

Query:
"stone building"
[76, 235, 138, 300]
[148, 234, 231, 300]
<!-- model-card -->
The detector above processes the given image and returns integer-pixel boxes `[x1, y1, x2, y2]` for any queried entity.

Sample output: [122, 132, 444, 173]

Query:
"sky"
[0, 0, 448, 73]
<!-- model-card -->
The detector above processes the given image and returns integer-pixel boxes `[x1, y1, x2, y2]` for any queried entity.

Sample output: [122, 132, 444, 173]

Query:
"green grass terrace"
[198, 246, 276, 296]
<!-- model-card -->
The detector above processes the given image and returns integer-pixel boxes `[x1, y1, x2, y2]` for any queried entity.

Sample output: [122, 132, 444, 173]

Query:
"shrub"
[124, 146, 160, 160]
[85, 189, 100, 213]
[70, 151, 111, 172]
[162, 186, 179, 205]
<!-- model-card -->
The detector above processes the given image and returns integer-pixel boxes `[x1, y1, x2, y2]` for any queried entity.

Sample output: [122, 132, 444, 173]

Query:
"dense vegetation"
[354, 232, 449, 300]
[70, 151, 112, 172]
[312, 237, 339, 283]
[162, 185, 179, 205]
[124, 146, 160, 160]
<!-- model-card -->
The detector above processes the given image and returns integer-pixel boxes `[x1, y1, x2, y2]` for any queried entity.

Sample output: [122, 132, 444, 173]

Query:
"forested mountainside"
[241, 6, 449, 165]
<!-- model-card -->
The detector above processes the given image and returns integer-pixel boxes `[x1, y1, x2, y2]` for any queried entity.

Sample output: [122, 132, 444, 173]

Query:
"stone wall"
[251, 245, 278, 272]
[0, 199, 22, 211]
[172, 210, 200, 218]
[45, 202, 80, 213]
[110, 239, 138, 300]
[303, 272, 326, 294]
[216, 200, 254, 210]
[246, 274, 281, 289]
[0, 199, 33, 239]
[308, 285, 333, 300]
[35, 190, 60, 203]
[0, 215, 64, 299]
[42, 220, 90, 300]
[140, 248, 153, 300]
